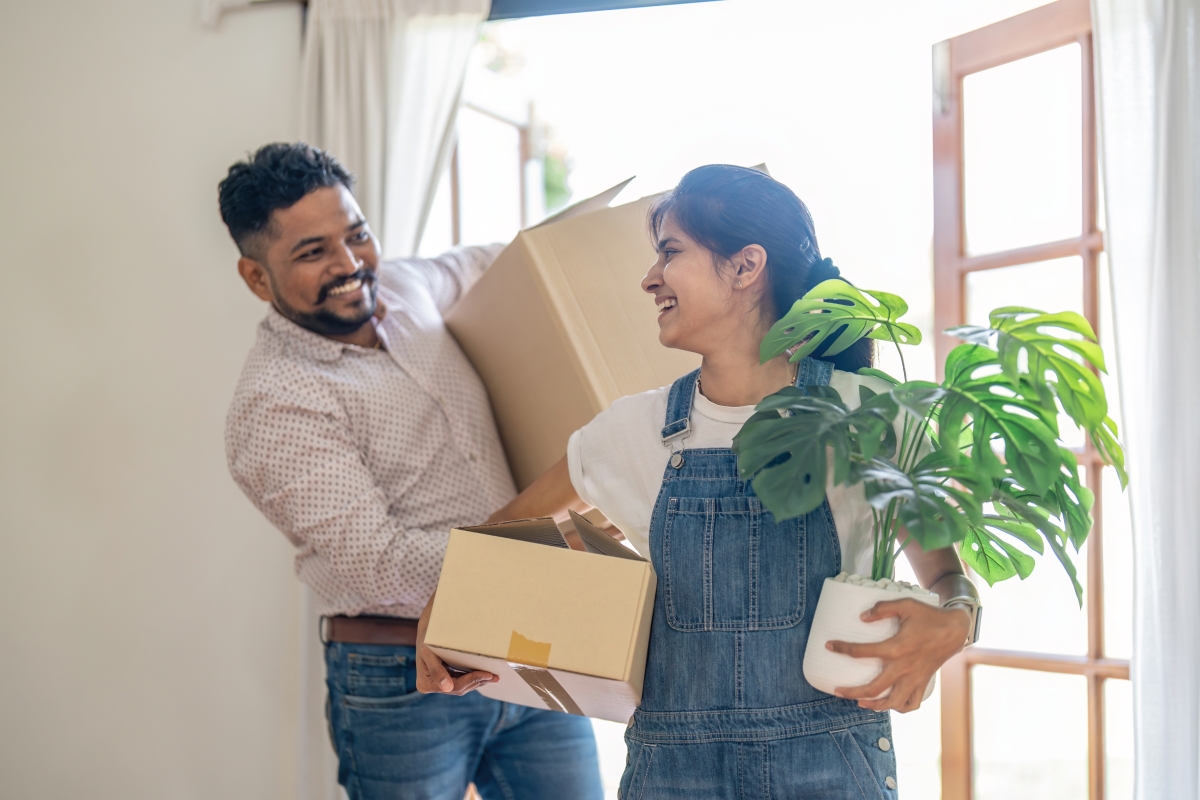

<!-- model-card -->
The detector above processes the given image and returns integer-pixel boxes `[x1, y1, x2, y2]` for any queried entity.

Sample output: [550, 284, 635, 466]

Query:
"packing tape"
[506, 631, 583, 716]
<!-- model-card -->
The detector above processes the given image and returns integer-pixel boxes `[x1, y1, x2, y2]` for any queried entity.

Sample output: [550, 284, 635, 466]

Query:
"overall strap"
[660, 368, 701, 446]
[794, 357, 834, 393]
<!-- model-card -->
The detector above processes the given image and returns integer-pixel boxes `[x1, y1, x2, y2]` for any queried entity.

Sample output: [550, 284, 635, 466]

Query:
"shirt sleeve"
[226, 383, 449, 610]
[379, 244, 505, 317]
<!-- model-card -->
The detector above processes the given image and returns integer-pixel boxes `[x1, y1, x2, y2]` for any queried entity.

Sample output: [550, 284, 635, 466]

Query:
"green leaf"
[733, 387, 857, 520]
[856, 367, 902, 385]
[937, 345, 1063, 493]
[761, 280, 922, 364]
[857, 451, 988, 551]
[1050, 449, 1095, 551]
[949, 307, 1109, 433]
[962, 515, 1042, 585]
[994, 479, 1083, 605]
[1093, 415, 1128, 488]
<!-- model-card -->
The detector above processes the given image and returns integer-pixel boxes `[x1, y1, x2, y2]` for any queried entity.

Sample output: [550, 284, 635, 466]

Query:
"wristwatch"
[943, 596, 983, 647]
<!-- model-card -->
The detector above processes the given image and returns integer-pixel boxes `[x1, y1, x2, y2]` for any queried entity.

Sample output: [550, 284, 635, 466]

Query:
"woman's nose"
[641, 258, 664, 294]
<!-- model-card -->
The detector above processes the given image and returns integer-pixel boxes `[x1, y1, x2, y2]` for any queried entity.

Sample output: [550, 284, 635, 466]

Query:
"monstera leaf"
[937, 344, 1062, 493]
[962, 514, 1044, 584]
[856, 451, 988, 552]
[760, 280, 922, 364]
[993, 478, 1083, 604]
[734, 385, 899, 520]
[948, 308, 1123, 470]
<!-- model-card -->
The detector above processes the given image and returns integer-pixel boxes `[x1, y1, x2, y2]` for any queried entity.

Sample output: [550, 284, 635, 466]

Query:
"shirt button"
[469, 453, 478, 462]
[878, 737, 891, 752]
[885, 776, 897, 790]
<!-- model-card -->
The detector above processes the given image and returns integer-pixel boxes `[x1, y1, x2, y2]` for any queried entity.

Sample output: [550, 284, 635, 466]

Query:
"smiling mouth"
[656, 297, 677, 315]
[327, 277, 364, 298]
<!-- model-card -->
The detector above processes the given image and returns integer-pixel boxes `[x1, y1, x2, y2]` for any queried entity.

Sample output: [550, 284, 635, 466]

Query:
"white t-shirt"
[567, 370, 897, 577]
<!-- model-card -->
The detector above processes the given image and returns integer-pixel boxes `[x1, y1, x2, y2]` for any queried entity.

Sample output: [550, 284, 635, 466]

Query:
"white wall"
[0, 2, 308, 798]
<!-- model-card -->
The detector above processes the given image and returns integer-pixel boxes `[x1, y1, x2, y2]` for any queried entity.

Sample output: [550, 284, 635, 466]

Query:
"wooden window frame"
[932, 1, 1130, 799]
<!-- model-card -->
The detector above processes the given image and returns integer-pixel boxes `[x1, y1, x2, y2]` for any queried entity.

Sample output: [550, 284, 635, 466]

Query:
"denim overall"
[620, 360, 899, 800]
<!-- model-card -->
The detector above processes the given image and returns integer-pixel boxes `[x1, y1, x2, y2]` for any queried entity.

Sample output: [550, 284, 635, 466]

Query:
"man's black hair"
[218, 142, 354, 259]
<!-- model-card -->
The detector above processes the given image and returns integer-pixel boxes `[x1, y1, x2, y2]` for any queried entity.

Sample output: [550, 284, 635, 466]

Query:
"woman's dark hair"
[218, 142, 354, 258]
[648, 164, 873, 372]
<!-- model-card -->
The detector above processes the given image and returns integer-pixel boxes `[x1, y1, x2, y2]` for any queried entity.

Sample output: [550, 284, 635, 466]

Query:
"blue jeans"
[325, 642, 604, 800]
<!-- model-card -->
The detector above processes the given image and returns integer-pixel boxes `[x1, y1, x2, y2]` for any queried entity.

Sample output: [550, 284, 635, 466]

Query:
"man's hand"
[414, 591, 498, 696]
[826, 598, 970, 713]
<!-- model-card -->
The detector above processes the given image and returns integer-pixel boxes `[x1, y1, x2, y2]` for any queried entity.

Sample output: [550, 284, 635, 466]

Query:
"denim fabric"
[325, 642, 603, 800]
[622, 363, 898, 799]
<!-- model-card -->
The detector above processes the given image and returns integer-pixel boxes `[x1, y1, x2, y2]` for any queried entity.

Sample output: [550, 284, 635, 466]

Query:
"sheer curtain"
[301, 0, 489, 257]
[297, 2, 488, 796]
[1091, 2, 1200, 799]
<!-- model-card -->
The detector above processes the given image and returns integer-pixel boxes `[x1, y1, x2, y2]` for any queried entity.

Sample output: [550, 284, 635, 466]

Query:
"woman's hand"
[414, 591, 499, 696]
[826, 599, 970, 713]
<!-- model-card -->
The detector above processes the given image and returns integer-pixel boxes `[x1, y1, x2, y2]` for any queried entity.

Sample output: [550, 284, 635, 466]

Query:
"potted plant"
[732, 278, 1127, 696]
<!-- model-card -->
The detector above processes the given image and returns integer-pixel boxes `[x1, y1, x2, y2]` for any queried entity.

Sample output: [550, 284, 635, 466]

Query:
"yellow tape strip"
[506, 631, 583, 716]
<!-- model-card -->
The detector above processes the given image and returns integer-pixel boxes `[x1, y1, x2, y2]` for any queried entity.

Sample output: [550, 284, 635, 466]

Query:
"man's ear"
[732, 244, 769, 289]
[238, 256, 275, 303]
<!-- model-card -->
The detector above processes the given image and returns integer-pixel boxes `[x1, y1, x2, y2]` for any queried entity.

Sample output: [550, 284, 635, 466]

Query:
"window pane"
[966, 256, 1087, 449]
[416, 163, 455, 257]
[965, 257, 1084, 326]
[973, 667, 1088, 800]
[974, 534, 1088, 654]
[1106, 679, 1134, 800]
[964, 44, 1082, 255]
[457, 106, 524, 246]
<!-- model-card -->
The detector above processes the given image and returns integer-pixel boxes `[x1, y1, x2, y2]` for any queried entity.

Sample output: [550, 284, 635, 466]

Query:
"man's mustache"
[317, 270, 375, 304]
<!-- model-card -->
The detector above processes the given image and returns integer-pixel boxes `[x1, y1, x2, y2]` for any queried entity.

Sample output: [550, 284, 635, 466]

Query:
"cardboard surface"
[426, 519, 656, 723]
[445, 188, 700, 489]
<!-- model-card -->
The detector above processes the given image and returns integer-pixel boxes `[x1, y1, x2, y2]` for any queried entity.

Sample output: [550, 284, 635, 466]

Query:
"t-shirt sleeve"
[564, 389, 668, 558]
[567, 427, 595, 509]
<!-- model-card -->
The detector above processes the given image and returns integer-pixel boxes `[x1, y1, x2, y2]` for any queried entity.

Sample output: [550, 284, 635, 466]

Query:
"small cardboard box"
[445, 182, 700, 489]
[425, 511, 656, 723]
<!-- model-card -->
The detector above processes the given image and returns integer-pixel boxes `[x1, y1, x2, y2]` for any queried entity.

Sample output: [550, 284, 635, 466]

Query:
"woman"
[417, 165, 979, 798]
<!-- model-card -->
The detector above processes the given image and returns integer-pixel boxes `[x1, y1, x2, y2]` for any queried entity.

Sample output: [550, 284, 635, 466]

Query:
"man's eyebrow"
[290, 235, 326, 255]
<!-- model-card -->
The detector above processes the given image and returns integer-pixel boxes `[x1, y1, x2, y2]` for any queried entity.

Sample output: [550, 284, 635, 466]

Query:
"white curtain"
[1091, 2, 1200, 799]
[300, 0, 489, 257]
[296, 2, 488, 797]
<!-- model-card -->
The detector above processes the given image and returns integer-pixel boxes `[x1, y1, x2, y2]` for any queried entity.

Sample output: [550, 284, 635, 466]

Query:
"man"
[221, 143, 603, 800]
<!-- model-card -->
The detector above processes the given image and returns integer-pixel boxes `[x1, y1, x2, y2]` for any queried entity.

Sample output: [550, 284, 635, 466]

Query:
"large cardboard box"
[445, 183, 701, 489]
[425, 512, 656, 724]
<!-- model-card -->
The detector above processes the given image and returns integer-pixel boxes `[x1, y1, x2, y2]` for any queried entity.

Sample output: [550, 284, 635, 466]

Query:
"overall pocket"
[662, 496, 805, 631]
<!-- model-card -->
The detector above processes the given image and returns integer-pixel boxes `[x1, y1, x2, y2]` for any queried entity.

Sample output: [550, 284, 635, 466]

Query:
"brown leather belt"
[323, 615, 419, 646]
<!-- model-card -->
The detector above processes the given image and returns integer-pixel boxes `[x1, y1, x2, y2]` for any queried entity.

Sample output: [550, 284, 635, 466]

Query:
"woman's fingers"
[836, 668, 898, 702]
[826, 638, 895, 659]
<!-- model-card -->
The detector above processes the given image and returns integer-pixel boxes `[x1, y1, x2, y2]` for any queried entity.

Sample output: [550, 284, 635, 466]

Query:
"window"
[931, 1, 1132, 798]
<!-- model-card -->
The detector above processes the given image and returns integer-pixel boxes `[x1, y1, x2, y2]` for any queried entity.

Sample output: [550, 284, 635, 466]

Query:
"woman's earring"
[735, 280, 743, 288]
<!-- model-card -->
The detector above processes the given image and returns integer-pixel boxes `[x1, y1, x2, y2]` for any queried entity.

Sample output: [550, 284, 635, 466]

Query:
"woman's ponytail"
[649, 166, 874, 373]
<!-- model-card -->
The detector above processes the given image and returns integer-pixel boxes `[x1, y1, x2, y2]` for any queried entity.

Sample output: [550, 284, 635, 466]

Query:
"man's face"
[238, 184, 382, 338]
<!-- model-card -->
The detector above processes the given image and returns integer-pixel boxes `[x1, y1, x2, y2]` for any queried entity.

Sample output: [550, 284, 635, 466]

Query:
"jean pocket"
[662, 495, 805, 632]
[345, 652, 417, 706]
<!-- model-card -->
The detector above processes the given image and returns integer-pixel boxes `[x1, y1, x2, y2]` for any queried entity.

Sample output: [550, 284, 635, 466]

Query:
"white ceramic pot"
[803, 574, 941, 701]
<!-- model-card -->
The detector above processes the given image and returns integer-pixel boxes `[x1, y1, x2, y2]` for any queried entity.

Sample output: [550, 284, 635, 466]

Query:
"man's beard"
[273, 270, 378, 337]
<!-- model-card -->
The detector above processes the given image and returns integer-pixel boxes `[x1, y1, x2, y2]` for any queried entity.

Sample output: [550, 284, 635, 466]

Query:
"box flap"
[531, 177, 634, 229]
[458, 518, 568, 549]
[569, 510, 645, 562]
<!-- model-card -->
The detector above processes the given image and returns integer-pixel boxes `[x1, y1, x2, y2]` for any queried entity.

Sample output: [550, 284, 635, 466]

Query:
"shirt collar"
[264, 301, 390, 363]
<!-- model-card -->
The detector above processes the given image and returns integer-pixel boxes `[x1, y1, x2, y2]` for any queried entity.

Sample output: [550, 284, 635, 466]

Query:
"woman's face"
[641, 214, 764, 356]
